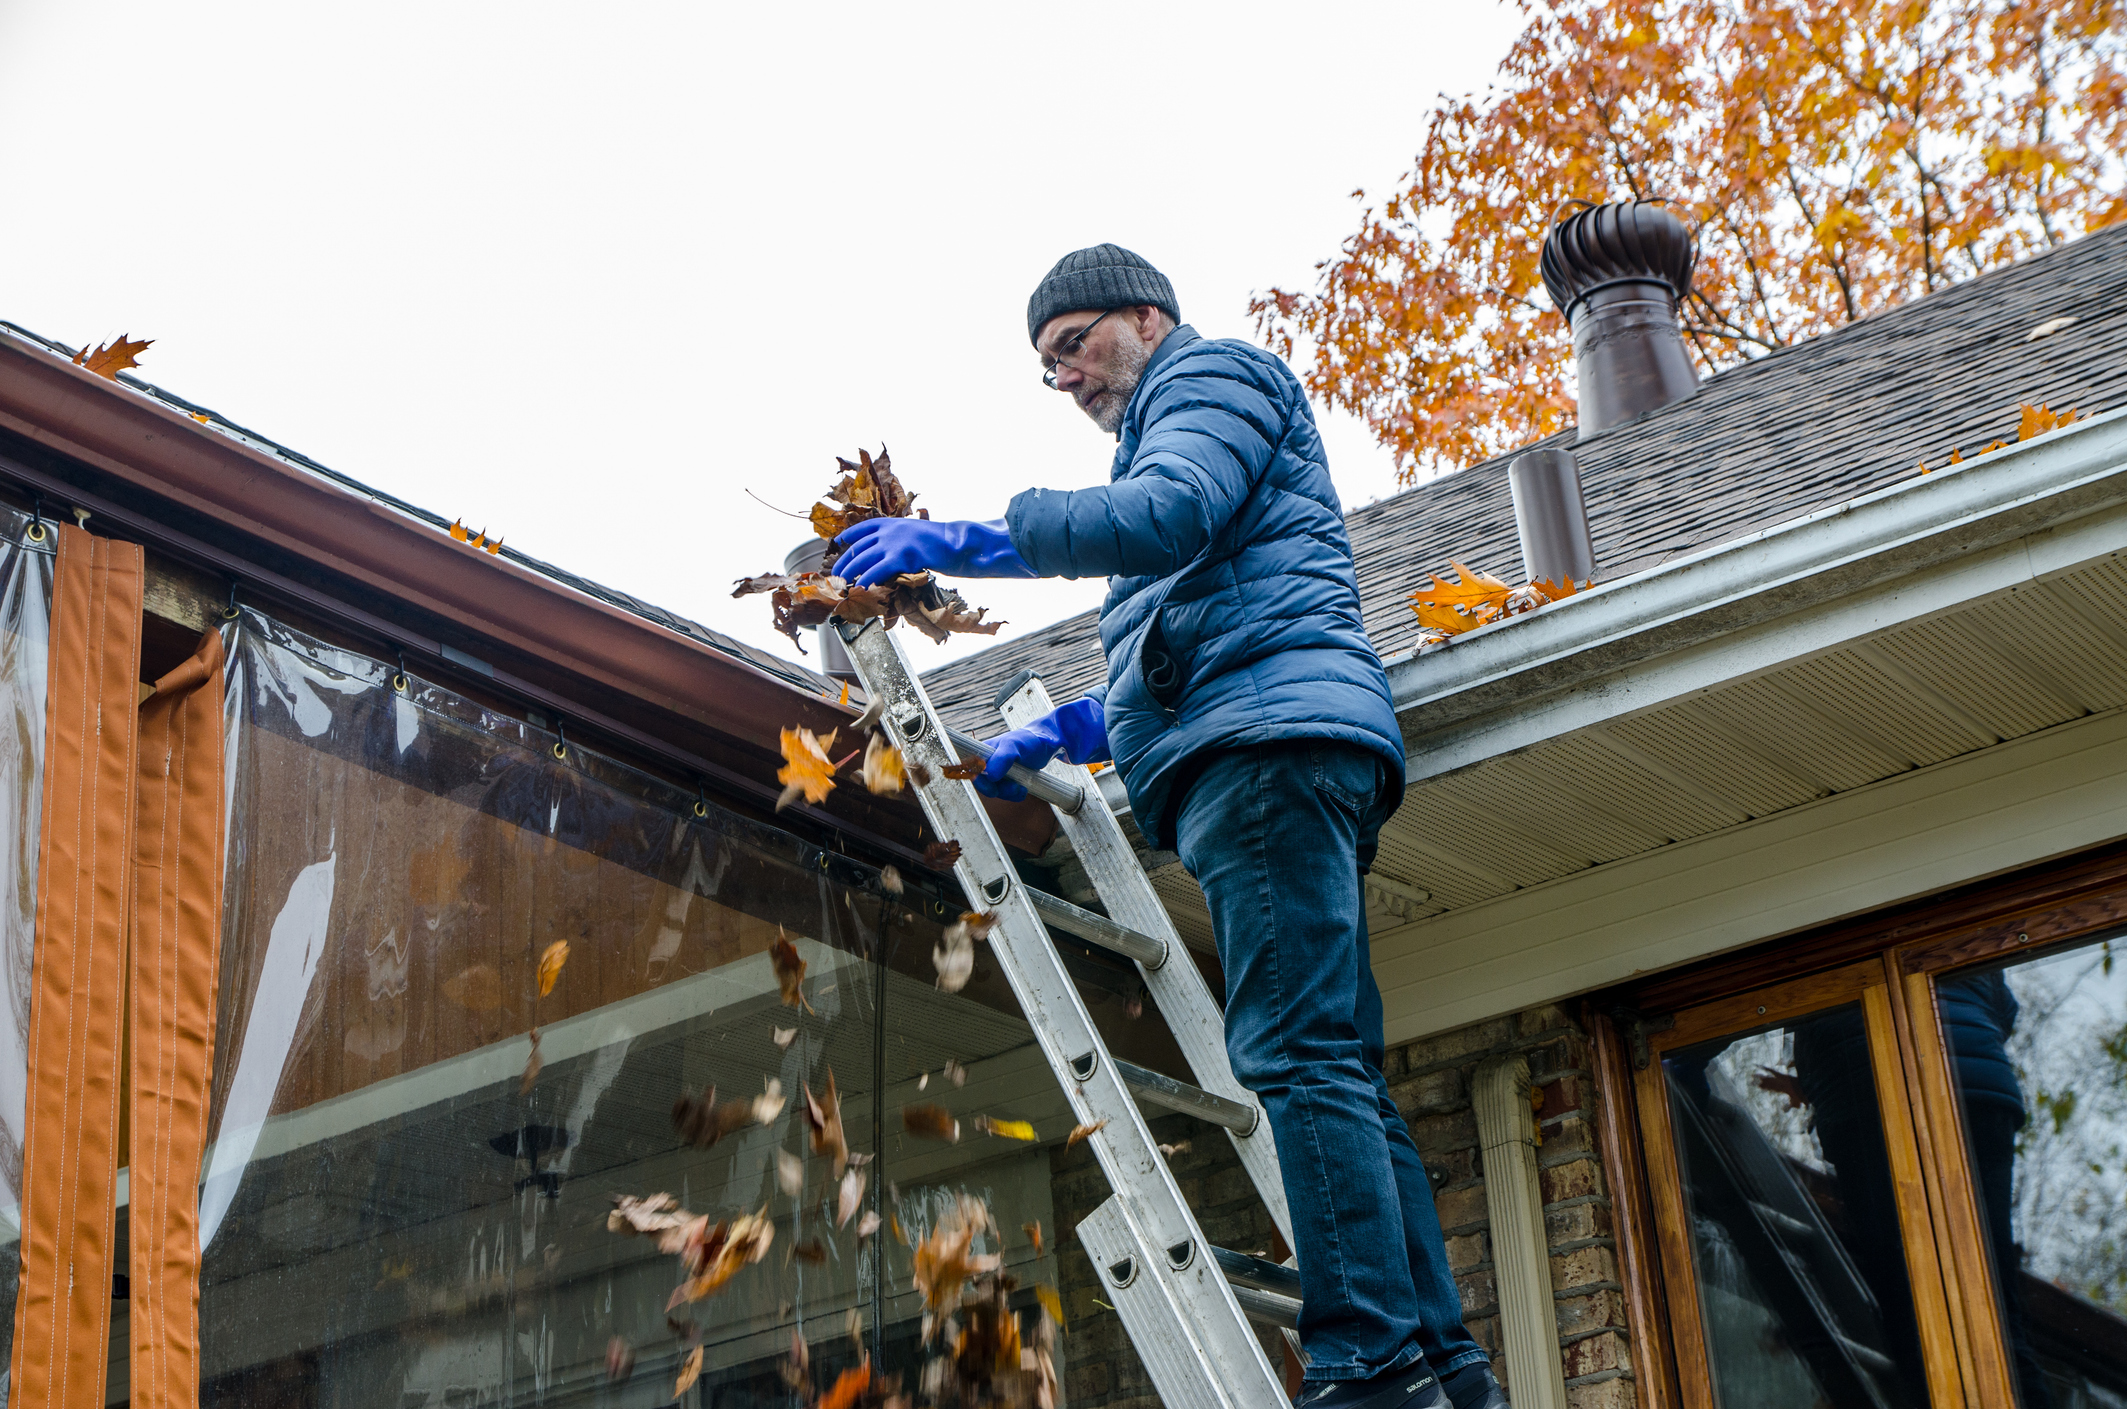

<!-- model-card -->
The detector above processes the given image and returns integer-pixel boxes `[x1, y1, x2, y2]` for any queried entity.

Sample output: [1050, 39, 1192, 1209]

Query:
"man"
[835, 245, 1503, 1409]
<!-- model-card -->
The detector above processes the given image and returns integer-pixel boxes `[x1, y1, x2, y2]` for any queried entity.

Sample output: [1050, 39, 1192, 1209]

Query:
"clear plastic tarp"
[184, 607, 1066, 1407]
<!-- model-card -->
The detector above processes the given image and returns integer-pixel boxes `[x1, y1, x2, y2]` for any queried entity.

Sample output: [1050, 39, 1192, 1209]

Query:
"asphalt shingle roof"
[926, 223, 2127, 733]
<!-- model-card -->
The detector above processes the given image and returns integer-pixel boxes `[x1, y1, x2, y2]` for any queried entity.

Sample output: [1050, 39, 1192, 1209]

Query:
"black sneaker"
[1292, 1358, 1448, 1409]
[1441, 1362, 1507, 1409]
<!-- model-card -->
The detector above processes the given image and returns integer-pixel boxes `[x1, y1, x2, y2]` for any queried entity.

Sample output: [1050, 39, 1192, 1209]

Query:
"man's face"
[1037, 306, 1160, 435]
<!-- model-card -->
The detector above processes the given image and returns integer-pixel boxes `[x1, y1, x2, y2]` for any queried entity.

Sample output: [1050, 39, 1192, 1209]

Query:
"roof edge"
[1389, 407, 2127, 769]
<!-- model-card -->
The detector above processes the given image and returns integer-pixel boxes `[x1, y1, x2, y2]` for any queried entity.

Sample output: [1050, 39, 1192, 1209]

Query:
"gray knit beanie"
[1027, 245, 1179, 345]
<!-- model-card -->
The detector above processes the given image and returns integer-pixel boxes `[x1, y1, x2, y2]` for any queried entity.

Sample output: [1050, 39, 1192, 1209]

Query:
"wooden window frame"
[1593, 842, 2127, 1409]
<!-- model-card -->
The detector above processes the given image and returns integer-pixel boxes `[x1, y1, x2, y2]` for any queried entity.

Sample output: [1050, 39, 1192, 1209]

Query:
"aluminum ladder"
[839, 619, 1302, 1409]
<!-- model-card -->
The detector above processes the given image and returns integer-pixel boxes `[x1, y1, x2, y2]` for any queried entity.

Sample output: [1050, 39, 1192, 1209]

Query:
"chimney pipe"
[785, 539, 859, 681]
[1541, 200, 1700, 437]
[1508, 449, 1596, 588]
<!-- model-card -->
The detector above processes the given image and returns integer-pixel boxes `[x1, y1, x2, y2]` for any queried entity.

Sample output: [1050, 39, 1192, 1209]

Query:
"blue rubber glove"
[833, 517, 1037, 587]
[975, 697, 1108, 801]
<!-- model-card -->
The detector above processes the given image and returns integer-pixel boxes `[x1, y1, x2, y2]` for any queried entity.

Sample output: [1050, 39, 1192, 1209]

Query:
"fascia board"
[1388, 409, 2127, 777]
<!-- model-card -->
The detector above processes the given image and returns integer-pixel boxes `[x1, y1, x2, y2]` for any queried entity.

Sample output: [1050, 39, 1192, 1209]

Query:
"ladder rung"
[1115, 1059, 1260, 1135]
[1211, 1246, 1302, 1300]
[944, 726, 1086, 814]
[1029, 888, 1169, 969]
[1228, 1282, 1301, 1329]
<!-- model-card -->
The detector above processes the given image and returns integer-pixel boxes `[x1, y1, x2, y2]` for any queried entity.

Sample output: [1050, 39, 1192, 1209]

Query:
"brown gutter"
[0, 335, 1057, 857]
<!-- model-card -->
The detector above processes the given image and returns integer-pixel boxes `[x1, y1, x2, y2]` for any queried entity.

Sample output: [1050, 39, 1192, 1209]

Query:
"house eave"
[1386, 408, 2127, 785]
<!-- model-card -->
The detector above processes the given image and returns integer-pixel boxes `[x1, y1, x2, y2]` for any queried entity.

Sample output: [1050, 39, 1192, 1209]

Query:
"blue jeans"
[1173, 740, 1486, 1384]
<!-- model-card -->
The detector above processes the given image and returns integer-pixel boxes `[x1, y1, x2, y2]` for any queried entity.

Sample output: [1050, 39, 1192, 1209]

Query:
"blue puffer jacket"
[1005, 325, 1403, 849]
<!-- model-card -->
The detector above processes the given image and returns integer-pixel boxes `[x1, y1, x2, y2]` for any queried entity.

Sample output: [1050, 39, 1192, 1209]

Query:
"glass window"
[1663, 1005, 1924, 1408]
[1937, 933, 2127, 1407]
[0, 509, 52, 1388]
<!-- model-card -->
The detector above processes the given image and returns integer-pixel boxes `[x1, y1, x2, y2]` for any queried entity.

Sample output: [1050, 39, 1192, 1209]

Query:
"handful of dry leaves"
[735, 448, 1004, 651]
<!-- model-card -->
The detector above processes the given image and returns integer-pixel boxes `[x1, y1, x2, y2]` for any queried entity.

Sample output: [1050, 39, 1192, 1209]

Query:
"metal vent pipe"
[1508, 449, 1597, 587]
[1540, 200, 1701, 437]
[784, 539, 859, 681]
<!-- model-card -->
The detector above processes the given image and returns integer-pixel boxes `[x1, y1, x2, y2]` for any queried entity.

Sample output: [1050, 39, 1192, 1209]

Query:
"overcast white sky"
[0, 2, 1523, 672]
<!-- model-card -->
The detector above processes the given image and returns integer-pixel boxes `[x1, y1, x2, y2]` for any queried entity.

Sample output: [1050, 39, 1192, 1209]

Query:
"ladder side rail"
[998, 675, 1294, 1247]
[840, 622, 1285, 1409]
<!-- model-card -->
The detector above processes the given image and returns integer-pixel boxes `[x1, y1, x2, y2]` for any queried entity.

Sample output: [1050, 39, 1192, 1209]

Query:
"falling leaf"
[519, 1029, 543, 1095]
[674, 1345, 704, 1396]
[777, 1148, 805, 1197]
[782, 1330, 811, 1390]
[860, 733, 908, 796]
[940, 757, 985, 780]
[805, 1069, 850, 1176]
[857, 1210, 881, 1240]
[976, 1115, 1037, 1142]
[1023, 1221, 1044, 1255]
[777, 727, 840, 810]
[670, 1206, 776, 1304]
[880, 864, 904, 895]
[608, 1192, 694, 1239]
[908, 760, 933, 787]
[2026, 315, 2080, 341]
[791, 1237, 829, 1266]
[837, 1167, 867, 1228]
[442, 964, 503, 1012]
[72, 335, 152, 380]
[1035, 1284, 1066, 1330]
[820, 1364, 872, 1409]
[902, 1104, 961, 1143]
[933, 925, 973, 992]
[599, 1336, 635, 1381]
[943, 1058, 967, 1087]
[773, 931, 815, 1013]
[918, 1071, 930, 1090]
[923, 840, 962, 869]
[773, 1025, 798, 1049]
[1124, 995, 1143, 1020]
[753, 1077, 787, 1124]
[911, 1194, 1000, 1320]
[1065, 1119, 1108, 1148]
[1158, 1140, 1192, 1158]
[668, 1315, 704, 1345]
[537, 940, 570, 997]
[672, 1088, 755, 1148]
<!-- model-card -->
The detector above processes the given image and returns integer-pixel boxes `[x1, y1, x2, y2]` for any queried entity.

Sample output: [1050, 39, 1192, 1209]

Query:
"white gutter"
[1387, 409, 2127, 784]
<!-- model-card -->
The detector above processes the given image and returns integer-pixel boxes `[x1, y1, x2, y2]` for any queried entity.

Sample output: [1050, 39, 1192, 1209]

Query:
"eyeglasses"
[1040, 309, 1117, 389]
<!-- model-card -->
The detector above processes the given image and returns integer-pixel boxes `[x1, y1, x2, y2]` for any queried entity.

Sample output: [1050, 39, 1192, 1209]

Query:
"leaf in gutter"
[73, 334, 151, 379]
[1530, 577, 1583, 600]
[2018, 401, 2081, 440]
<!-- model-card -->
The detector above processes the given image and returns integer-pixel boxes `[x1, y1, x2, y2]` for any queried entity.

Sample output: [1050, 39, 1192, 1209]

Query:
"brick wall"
[1392, 1003, 1636, 1408]
[1048, 1003, 1638, 1408]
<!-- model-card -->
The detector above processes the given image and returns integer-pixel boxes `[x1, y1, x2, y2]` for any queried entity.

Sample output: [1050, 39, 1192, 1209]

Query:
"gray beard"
[1084, 334, 1154, 434]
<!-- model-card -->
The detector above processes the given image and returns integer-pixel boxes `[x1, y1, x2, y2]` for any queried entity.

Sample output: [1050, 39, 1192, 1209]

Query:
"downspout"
[1472, 1053, 1569, 1409]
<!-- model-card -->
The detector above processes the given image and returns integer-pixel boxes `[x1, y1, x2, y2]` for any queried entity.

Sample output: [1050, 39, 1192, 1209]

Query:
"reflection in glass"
[1665, 1004, 1922, 1408]
[1939, 935, 2127, 1407]
[0, 511, 50, 1393]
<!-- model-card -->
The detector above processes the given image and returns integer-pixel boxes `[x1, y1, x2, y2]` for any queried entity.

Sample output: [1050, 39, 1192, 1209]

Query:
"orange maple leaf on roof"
[73, 335, 152, 380]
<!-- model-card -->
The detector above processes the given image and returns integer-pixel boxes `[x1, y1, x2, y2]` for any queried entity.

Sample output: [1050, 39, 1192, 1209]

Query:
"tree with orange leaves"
[1253, 0, 2126, 482]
